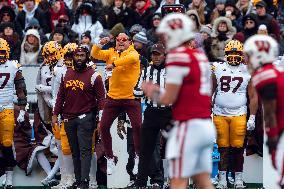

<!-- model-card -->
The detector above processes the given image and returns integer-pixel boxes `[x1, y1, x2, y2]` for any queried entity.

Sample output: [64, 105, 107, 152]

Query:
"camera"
[161, 4, 186, 17]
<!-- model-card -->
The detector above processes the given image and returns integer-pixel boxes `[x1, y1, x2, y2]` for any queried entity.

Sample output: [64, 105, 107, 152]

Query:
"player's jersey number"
[0, 73, 10, 89]
[220, 76, 243, 93]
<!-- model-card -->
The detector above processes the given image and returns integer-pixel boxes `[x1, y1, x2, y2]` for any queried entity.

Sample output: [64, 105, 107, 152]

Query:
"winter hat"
[53, 27, 64, 36]
[99, 29, 111, 38]
[255, 0, 267, 8]
[225, 0, 237, 8]
[258, 24, 267, 31]
[152, 13, 162, 20]
[200, 25, 212, 35]
[133, 31, 148, 44]
[82, 30, 92, 40]
[215, 0, 226, 4]
[58, 14, 69, 22]
[151, 43, 165, 54]
[26, 18, 40, 28]
[25, 29, 40, 40]
[129, 24, 144, 34]
[1, 22, 15, 31]
[110, 23, 125, 37]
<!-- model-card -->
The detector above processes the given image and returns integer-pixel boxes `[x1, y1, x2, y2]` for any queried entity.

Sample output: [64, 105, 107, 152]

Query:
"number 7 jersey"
[212, 62, 251, 116]
[0, 60, 21, 109]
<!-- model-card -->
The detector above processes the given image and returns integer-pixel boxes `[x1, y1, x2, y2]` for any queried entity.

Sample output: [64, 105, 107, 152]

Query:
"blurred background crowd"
[0, 0, 283, 65]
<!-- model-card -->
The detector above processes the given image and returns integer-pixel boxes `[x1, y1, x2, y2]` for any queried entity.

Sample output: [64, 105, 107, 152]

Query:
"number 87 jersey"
[212, 61, 251, 116]
[0, 60, 21, 110]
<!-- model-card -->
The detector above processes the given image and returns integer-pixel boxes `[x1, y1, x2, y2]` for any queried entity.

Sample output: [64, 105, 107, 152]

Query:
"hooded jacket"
[186, 9, 202, 32]
[20, 29, 41, 65]
[211, 17, 236, 61]
[16, 3, 50, 33]
[71, 2, 103, 44]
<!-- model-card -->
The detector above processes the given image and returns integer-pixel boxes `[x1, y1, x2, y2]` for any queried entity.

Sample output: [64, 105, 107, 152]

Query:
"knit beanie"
[133, 31, 148, 44]
[110, 23, 125, 37]
[215, 0, 226, 4]
[82, 30, 92, 40]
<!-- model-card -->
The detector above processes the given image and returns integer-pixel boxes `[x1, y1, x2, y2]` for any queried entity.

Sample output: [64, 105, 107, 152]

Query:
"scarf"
[24, 41, 39, 53]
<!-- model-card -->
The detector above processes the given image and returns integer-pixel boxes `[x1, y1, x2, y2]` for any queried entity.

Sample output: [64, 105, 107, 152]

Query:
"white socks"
[62, 154, 74, 175]
[5, 171, 13, 186]
[37, 151, 52, 175]
[89, 153, 97, 177]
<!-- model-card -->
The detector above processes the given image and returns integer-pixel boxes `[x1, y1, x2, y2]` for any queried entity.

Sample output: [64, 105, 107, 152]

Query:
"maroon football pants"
[100, 97, 142, 158]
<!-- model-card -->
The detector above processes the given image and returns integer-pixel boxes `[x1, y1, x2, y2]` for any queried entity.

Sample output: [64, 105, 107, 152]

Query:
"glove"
[17, 110, 25, 123]
[117, 120, 126, 140]
[247, 115, 256, 131]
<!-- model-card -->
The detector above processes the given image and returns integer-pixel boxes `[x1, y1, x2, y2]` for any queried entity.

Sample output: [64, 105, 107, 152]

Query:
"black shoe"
[77, 180, 89, 189]
[67, 181, 80, 189]
[4, 185, 13, 189]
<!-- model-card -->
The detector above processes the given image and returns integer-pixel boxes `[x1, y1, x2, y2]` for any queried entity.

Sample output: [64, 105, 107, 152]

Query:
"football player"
[244, 35, 284, 188]
[36, 41, 63, 186]
[212, 40, 258, 189]
[142, 13, 216, 189]
[0, 38, 27, 189]
[212, 40, 258, 188]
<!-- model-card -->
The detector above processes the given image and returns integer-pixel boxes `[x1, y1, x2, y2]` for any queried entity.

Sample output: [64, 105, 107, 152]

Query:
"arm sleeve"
[92, 73, 105, 111]
[91, 45, 111, 62]
[113, 51, 140, 67]
[166, 65, 190, 85]
[258, 83, 277, 100]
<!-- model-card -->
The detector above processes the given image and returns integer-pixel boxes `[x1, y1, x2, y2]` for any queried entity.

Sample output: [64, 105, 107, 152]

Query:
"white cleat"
[234, 172, 246, 188]
[89, 176, 98, 189]
[216, 171, 227, 189]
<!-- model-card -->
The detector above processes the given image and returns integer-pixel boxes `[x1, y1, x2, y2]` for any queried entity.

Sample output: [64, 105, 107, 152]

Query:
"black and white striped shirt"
[134, 65, 170, 108]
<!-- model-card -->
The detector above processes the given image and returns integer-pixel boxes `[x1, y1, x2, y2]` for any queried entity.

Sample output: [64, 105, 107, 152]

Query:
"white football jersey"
[213, 62, 251, 116]
[0, 60, 21, 110]
[39, 64, 53, 107]
[52, 59, 67, 107]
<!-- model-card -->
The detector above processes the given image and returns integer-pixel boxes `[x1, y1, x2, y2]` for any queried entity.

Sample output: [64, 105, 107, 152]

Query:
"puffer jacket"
[211, 17, 236, 61]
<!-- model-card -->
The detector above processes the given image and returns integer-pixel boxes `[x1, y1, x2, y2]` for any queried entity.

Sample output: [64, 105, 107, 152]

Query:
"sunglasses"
[116, 37, 129, 42]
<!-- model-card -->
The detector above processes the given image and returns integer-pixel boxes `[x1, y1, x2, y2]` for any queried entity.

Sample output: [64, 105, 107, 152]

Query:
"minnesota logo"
[66, 80, 85, 90]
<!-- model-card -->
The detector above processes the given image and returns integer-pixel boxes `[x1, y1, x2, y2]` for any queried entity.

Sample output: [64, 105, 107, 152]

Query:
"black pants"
[64, 112, 95, 182]
[126, 127, 162, 183]
[136, 107, 172, 187]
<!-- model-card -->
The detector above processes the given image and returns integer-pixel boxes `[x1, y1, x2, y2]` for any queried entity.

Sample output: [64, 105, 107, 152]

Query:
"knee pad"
[62, 147, 72, 155]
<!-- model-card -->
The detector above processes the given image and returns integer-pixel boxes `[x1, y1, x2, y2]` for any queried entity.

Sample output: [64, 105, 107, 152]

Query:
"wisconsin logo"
[66, 80, 84, 90]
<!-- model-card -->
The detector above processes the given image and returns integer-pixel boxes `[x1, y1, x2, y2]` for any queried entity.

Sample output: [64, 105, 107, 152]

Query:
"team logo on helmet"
[42, 41, 63, 66]
[63, 43, 78, 68]
[224, 40, 244, 66]
[0, 38, 10, 64]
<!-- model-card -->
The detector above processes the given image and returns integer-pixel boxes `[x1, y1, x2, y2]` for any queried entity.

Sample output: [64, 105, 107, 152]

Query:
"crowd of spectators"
[0, 0, 282, 65]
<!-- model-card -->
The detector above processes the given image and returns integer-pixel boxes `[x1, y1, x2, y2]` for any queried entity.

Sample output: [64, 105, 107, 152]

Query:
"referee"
[134, 43, 172, 189]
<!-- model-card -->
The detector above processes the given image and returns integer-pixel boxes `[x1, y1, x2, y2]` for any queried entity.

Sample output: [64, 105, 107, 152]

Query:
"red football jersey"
[252, 63, 284, 132]
[166, 47, 212, 121]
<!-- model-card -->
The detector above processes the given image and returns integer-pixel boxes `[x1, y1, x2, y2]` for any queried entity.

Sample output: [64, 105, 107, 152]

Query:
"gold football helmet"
[63, 43, 77, 67]
[42, 41, 63, 66]
[224, 40, 244, 66]
[0, 38, 10, 64]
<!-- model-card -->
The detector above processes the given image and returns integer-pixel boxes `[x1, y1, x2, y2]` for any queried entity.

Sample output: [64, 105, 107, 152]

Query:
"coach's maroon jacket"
[53, 67, 105, 120]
